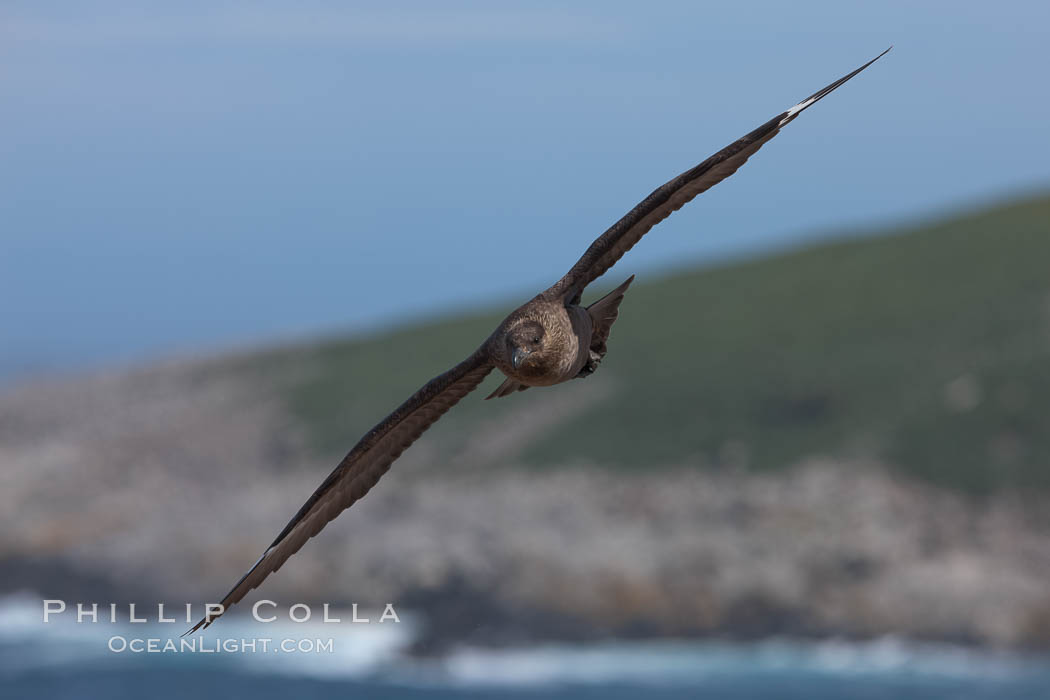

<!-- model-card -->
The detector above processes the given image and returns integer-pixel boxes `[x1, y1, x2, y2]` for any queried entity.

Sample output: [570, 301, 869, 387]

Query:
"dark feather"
[547, 48, 891, 303]
[186, 349, 492, 634]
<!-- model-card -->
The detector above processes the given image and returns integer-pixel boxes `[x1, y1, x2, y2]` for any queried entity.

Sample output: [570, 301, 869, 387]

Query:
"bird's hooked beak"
[511, 347, 531, 370]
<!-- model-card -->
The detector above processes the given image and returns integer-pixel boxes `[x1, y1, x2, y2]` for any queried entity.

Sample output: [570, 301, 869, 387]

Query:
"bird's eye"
[531, 336, 541, 344]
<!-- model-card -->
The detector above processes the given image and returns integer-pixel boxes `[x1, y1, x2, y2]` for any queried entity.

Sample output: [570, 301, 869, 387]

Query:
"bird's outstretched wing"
[547, 48, 891, 303]
[186, 348, 493, 634]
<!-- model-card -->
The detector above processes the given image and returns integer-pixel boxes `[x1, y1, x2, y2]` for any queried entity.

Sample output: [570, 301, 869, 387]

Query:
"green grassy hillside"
[245, 194, 1050, 494]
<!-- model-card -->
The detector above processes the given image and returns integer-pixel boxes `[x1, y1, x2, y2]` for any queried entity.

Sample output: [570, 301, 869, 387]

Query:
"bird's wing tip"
[182, 613, 219, 637]
[782, 46, 892, 122]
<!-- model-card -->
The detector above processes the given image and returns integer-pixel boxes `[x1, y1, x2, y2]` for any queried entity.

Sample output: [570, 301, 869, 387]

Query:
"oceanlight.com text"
[107, 636, 335, 654]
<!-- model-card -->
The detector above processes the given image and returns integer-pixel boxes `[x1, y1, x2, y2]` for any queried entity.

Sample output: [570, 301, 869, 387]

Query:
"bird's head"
[505, 320, 547, 373]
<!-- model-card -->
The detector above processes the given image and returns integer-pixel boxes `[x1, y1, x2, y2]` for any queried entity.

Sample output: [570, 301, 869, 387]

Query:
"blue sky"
[2, 1, 1049, 384]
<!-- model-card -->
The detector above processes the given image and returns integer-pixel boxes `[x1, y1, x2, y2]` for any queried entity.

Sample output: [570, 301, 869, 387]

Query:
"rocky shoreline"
[3, 360, 1050, 652]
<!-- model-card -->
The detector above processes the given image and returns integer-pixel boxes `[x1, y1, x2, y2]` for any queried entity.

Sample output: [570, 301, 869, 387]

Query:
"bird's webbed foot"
[576, 349, 603, 378]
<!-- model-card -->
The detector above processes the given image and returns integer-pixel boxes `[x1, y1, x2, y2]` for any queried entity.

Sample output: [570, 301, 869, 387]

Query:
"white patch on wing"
[782, 96, 818, 122]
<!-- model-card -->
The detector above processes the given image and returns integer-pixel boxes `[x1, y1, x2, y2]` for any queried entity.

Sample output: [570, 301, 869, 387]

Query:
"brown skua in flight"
[188, 48, 890, 633]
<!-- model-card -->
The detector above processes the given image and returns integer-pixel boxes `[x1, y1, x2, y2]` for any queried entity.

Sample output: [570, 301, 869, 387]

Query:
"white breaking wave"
[438, 638, 1049, 687]
[1, 591, 1048, 687]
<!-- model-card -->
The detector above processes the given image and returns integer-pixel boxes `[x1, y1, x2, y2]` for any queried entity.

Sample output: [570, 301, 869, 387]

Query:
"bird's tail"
[586, 274, 635, 354]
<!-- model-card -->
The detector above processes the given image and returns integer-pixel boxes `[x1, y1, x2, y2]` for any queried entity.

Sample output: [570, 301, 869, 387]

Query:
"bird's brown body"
[490, 297, 587, 385]
[486, 281, 630, 396]
[187, 49, 890, 634]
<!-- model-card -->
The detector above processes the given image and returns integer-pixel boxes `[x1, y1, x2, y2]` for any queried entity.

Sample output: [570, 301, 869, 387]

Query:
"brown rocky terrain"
[3, 353, 1050, 652]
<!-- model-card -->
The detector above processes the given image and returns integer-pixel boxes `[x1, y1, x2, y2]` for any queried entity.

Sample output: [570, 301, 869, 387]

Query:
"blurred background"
[2, 1, 1050, 698]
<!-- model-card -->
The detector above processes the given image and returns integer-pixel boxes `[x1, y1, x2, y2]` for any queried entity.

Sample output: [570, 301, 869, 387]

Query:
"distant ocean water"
[2, 593, 1048, 700]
